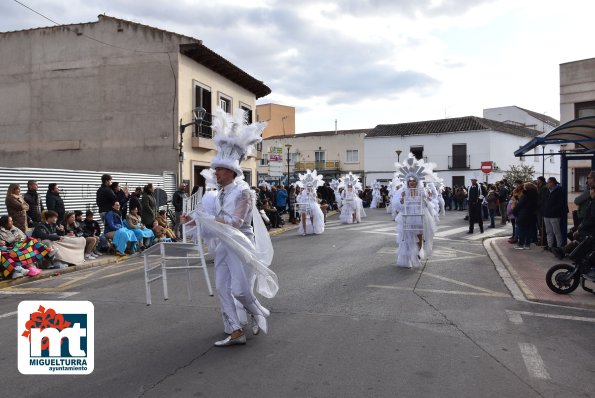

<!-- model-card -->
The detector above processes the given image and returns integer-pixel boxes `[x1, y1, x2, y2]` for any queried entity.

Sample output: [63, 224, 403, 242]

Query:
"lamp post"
[541, 144, 546, 177]
[396, 149, 402, 163]
[179, 107, 206, 184]
[285, 143, 292, 186]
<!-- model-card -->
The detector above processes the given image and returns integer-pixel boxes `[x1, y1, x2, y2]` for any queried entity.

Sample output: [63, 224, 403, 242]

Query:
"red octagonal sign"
[480, 161, 493, 174]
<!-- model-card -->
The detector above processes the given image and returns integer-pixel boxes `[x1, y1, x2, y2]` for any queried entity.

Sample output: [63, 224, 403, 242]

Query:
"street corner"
[485, 237, 595, 309]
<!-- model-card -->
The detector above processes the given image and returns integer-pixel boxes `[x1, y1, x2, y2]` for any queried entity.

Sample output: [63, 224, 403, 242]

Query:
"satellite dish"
[153, 188, 168, 207]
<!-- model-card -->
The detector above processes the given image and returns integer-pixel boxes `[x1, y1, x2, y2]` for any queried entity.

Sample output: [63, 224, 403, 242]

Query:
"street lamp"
[541, 144, 546, 177]
[179, 107, 206, 183]
[396, 149, 402, 163]
[285, 143, 292, 186]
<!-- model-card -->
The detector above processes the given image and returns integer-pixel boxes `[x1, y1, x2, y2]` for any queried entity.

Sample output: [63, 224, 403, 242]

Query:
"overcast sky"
[3, 0, 594, 133]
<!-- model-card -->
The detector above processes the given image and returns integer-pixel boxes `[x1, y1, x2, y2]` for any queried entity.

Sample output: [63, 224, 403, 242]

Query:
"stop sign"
[480, 161, 493, 174]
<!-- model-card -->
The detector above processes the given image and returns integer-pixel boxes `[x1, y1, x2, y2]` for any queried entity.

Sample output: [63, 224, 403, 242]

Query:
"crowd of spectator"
[0, 174, 180, 281]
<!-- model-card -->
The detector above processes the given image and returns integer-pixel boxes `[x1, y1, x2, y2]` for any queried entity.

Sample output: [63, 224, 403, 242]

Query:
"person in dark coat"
[45, 183, 65, 223]
[141, 184, 157, 227]
[129, 187, 143, 215]
[512, 182, 539, 250]
[23, 180, 44, 226]
[112, 182, 129, 219]
[542, 177, 567, 249]
[467, 177, 486, 234]
[96, 174, 116, 227]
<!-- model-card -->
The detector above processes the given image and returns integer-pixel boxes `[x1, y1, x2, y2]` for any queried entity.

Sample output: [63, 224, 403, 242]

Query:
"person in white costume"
[393, 154, 440, 268]
[295, 169, 325, 235]
[183, 108, 278, 347]
[370, 180, 381, 208]
[339, 172, 365, 224]
[330, 179, 342, 211]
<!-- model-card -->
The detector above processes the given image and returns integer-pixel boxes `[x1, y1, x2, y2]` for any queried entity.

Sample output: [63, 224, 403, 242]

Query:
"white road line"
[506, 309, 595, 324]
[435, 226, 470, 237]
[368, 285, 509, 298]
[485, 239, 527, 301]
[0, 311, 18, 319]
[465, 230, 509, 241]
[518, 343, 550, 380]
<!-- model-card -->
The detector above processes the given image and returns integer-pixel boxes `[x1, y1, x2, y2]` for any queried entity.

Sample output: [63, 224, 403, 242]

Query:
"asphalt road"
[1, 209, 594, 397]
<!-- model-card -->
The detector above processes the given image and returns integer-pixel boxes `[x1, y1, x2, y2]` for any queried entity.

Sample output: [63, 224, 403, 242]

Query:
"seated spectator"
[0, 215, 47, 278]
[76, 210, 102, 257]
[5, 183, 30, 232]
[262, 199, 281, 228]
[82, 210, 105, 255]
[64, 211, 99, 261]
[156, 210, 177, 240]
[126, 207, 155, 251]
[104, 201, 138, 256]
[32, 210, 85, 268]
[152, 221, 173, 243]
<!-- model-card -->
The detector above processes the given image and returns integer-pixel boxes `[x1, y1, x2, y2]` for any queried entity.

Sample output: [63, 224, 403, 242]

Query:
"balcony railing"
[448, 155, 470, 169]
[294, 160, 340, 171]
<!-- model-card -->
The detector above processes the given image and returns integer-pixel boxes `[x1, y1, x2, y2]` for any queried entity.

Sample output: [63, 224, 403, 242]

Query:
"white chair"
[143, 188, 214, 305]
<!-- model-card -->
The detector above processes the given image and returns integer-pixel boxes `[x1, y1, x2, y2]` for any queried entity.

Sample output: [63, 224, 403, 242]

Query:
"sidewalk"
[487, 237, 595, 309]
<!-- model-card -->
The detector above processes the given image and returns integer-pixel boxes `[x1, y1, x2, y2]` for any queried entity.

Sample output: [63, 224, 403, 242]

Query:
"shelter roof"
[515, 116, 595, 156]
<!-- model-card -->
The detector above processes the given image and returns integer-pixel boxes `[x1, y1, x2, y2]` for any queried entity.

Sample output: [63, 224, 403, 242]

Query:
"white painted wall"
[364, 130, 560, 187]
[483, 106, 555, 133]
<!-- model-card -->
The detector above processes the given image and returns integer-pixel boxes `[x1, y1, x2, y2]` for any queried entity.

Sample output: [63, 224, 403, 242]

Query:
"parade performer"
[296, 169, 325, 235]
[330, 179, 342, 211]
[184, 108, 277, 347]
[339, 172, 365, 224]
[393, 154, 440, 268]
[370, 180, 381, 208]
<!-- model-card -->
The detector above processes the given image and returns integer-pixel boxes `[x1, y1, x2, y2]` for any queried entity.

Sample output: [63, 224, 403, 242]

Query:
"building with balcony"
[0, 15, 270, 190]
[364, 114, 560, 188]
[257, 129, 369, 185]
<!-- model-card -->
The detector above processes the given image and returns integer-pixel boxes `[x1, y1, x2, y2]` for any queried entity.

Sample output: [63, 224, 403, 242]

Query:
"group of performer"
[177, 107, 444, 347]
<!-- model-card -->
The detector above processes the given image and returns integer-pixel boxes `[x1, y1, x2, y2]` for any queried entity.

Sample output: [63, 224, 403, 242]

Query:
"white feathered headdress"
[211, 108, 267, 176]
[200, 168, 218, 189]
[330, 179, 340, 191]
[394, 153, 439, 184]
[339, 172, 362, 191]
[296, 169, 324, 189]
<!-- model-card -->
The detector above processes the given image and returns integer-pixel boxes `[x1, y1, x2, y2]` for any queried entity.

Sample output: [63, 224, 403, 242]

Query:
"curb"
[0, 254, 129, 289]
[486, 237, 595, 310]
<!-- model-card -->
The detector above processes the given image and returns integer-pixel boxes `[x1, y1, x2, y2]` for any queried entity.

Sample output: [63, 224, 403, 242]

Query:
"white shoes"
[85, 254, 97, 260]
[251, 315, 260, 335]
[214, 333, 246, 347]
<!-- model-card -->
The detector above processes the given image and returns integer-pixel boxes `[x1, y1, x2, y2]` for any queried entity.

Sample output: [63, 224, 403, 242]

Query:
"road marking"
[422, 272, 508, 296]
[426, 255, 486, 263]
[435, 226, 469, 237]
[0, 311, 17, 319]
[0, 290, 78, 298]
[518, 343, 550, 380]
[368, 285, 509, 298]
[362, 230, 396, 236]
[506, 309, 595, 325]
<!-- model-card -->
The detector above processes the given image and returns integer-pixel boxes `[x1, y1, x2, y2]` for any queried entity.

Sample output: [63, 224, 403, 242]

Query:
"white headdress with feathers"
[296, 169, 324, 189]
[200, 168, 218, 189]
[394, 153, 439, 184]
[211, 108, 267, 176]
[330, 179, 340, 191]
[339, 172, 362, 191]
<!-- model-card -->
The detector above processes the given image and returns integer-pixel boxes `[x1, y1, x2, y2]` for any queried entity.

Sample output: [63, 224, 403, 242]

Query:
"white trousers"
[214, 244, 266, 334]
[543, 217, 564, 248]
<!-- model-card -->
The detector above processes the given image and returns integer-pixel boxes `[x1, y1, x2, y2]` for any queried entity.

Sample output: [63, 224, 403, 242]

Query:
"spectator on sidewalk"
[553, 186, 595, 262]
[172, 183, 187, 239]
[486, 185, 498, 228]
[542, 177, 566, 251]
[275, 185, 288, 215]
[96, 174, 116, 228]
[112, 182, 130, 219]
[262, 199, 281, 228]
[24, 180, 44, 227]
[156, 209, 176, 240]
[46, 183, 66, 224]
[141, 183, 157, 228]
[512, 182, 538, 250]
[496, 181, 509, 225]
[129, 186, 143, 214]
[63, 211, 99, 261]
[32, 210, 84, 267]
[536, 176, 549, 246]
[0, 215, 46, 278]
[126, 207, 155, 251]
[104, 201, 138, 256]
[5, 183, 29, 232]
[76, 210, 102, 257]
[573, 171, 594, 227]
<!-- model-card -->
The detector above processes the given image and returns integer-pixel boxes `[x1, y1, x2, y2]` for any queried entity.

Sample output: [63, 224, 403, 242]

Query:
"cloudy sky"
[3, 0, 594, 133]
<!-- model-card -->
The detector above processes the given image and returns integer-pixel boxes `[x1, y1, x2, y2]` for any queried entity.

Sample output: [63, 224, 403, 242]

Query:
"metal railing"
[294, 160, 340, 171]
[448, 155, 470, 169]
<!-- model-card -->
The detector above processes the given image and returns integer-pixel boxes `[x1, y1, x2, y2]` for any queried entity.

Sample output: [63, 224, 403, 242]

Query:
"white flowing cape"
[192, 205, 278, 298]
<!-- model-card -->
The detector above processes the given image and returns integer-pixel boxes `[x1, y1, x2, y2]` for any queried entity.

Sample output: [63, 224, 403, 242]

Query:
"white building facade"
[364, 116, 560, 188]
